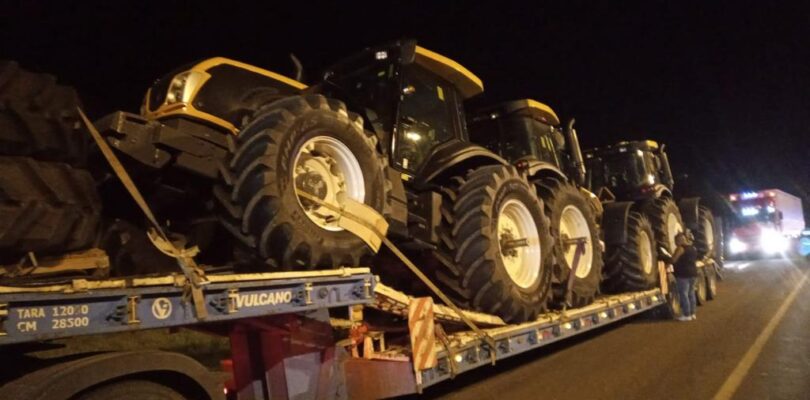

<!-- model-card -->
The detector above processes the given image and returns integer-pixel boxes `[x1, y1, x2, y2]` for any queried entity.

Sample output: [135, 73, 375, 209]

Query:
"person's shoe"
[677, 316, 691, 321]
[690, 315, 697, 321]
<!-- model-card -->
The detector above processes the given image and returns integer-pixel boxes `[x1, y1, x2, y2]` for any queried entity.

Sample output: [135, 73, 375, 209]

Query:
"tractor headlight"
[165, 71, 207, 105]
[729, 237, 747, 254]
[759, 229, 788, 254]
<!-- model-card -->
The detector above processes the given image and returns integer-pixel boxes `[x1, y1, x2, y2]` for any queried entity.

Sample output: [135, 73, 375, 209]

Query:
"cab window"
[394, 65, 460, 172]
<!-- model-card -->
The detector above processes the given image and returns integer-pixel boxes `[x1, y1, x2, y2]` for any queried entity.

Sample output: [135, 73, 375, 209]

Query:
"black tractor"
[584, 140, 717, 295]
[96, 41, 555, 322]
[468, 99, 603, 308]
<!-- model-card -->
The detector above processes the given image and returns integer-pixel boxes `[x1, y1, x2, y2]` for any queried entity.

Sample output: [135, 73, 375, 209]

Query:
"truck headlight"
[760, 229, 788, 254]
[729, 237, 747, 254]
[165, 71, 207, 105]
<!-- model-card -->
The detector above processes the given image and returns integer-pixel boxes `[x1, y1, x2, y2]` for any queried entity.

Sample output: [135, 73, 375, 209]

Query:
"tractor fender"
[678, 197, 701, 230]
[417, 140, 507, 185]
[602, 201, 636, 246]
[523, 159, 568, 181]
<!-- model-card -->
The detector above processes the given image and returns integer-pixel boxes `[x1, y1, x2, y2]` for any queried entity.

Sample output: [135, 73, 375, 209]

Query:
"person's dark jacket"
[672, 244, 698, 278]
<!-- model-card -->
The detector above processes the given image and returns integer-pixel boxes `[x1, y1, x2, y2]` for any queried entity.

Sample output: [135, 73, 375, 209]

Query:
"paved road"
[414, 258, 810, 400]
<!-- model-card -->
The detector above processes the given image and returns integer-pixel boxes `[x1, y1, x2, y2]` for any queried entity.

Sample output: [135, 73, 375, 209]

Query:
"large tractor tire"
[215, 95, 388, 270]
[0, 157, 101, 262]
[535, 178, 603, 308]
[643, 196, 683, 254]
[447, 165, 554, 322]
[705, 263, 718, 300]
[0, 61, 87, 164]
[695, 267, 708, 305]
[694, 206, 716, 257]
[602, 211, 658, 293]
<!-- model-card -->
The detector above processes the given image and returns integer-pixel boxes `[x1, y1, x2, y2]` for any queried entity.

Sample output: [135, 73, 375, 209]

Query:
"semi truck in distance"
[727, 189, 805, 258]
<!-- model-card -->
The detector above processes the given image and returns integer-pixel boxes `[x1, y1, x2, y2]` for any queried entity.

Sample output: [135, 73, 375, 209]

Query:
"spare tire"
[536, 178, 603, 308]
[0, 61, 87, 164]
[0, 156, 101, 262]
[215, 95, 388, 270]
[449, 165, 554, 322]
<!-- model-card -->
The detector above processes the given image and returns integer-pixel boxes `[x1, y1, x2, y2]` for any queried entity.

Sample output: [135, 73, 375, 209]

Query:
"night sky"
[3, 1, 809, 216]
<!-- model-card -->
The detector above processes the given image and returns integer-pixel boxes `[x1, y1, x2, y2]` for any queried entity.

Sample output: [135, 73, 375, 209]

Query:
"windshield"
[394, 65, 460, 172]
[586, 153, 645, 193]
[732, 198, 780, 224]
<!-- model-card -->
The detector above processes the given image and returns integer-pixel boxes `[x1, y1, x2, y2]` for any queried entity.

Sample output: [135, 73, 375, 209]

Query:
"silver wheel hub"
[703, 218, 714, 252]
[560, 205, 594, 279]
[498, 199, 542, 289]
[293, 136, 365, 231]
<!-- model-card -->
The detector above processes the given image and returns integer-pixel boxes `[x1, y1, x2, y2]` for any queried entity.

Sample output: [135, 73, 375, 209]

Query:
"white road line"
[712, 271, 809, 400]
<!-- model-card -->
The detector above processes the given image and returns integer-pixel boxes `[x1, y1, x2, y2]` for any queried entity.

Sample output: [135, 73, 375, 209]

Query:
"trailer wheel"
[76, 379, 186, 400]
[602, 211, 659, 292]
[643, 196, 683, 254]
[0, 156, 101, 263]
[536, 178, 603, 308]
[694, 206, 716, 257]
[216, 95, 388, 270]
[450, 165, 553, 322]
[695, 268, 708, 305]
[0, 61, 87, 164]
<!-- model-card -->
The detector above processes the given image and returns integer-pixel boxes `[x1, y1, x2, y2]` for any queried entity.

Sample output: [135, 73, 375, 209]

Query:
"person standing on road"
[669, 231, 698, 321]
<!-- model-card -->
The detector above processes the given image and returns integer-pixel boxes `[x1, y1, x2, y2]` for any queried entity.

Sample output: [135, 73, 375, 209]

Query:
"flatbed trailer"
[0, 262, 675, 400]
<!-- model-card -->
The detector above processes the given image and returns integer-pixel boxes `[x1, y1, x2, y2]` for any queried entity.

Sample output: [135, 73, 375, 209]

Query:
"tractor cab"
[584, 140, 675, 201]
[468, 99, 587, 185]
[319, 41, 493, 178]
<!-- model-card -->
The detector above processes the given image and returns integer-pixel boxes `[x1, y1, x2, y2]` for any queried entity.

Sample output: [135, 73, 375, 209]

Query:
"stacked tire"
[0, 61, 100, 264]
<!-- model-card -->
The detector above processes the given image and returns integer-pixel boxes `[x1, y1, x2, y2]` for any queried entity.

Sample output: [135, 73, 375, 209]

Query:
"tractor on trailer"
[94, 40, 571, 323]
[584, 140, 721, 302]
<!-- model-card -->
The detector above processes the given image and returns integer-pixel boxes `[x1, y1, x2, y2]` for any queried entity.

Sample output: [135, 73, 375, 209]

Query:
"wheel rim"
[666, 212, 682, 252]
[638, 229, 654, 275]
[703, 218, 714, 252]
[292, 136, 365, 231]
[497, 199, 542, 289]
[560, 205, 594, 279]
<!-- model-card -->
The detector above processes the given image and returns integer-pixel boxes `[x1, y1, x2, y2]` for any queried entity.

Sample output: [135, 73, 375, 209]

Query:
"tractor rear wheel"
[694, 206, 716, 257]
[535, 178, 603, 308]
[215, 95, 388, 270]
[643, 197, 683, 254]
[602, 211, 658, 292]
[0, 157, 101, 263]
[449, 165, 553, 323]
[0, 61, 87, 164]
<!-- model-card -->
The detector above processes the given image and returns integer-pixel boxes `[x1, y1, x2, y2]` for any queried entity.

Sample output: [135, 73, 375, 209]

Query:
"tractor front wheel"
[216, 95, 388, 270]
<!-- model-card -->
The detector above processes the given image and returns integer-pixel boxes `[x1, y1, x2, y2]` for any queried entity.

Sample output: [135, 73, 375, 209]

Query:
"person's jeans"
[676, 277, 697, 317]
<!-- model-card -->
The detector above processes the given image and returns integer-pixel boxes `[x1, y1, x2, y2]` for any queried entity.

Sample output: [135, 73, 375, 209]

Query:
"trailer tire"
[535, 178, 603, 308]
[76, 379, 186, 400]
[0, 61, 87, 164]
[451, 165, 554, 322]
[0, 156, 100, 262]
[602, 211, 659, 292]
[215, 95, 388, 270]
[643, 196, 683, 254]
[694, 206, 716, 257]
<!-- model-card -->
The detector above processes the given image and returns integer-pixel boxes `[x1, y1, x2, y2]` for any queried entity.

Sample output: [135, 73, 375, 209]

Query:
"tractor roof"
[474, 99, 560, 126]
[584, 140, 661, 157]
[413, 46, 483, 99]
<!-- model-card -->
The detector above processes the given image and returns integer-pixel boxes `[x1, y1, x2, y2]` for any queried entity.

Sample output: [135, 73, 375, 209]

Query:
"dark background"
[3, 1, 809, 218]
